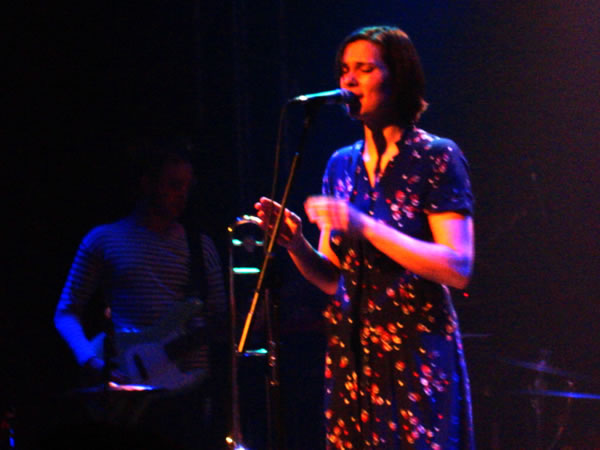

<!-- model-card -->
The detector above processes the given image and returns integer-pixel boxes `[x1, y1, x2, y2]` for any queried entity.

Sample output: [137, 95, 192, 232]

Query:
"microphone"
[288, 88, 358, 106]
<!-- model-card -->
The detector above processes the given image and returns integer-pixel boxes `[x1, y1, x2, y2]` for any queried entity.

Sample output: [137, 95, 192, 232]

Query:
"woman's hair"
[335, 25, 428, 124]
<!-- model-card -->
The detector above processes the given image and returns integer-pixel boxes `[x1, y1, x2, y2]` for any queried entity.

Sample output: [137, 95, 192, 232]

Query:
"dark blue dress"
[321, 126, 475, 449]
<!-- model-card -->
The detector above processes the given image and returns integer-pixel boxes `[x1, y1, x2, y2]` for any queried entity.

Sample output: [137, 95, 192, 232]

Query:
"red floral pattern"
[320, 127, 475, 449]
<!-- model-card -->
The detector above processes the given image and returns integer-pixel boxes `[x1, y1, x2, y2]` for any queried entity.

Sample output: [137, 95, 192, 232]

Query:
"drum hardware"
[503, 349, 597, 449]
[499, 355, 592, 382]
[516, 389, 600, 400]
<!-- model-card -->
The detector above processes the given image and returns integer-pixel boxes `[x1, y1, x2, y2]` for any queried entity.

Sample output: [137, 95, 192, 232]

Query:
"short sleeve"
[423, 139, 474, 216]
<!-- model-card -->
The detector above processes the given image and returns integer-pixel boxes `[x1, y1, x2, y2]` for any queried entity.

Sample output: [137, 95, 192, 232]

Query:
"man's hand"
[83, 356, 129, 385]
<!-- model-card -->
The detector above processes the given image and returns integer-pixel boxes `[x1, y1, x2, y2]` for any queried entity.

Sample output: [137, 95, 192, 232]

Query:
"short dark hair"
[335, 25, 428, 125]
[128, 135, 194, 182]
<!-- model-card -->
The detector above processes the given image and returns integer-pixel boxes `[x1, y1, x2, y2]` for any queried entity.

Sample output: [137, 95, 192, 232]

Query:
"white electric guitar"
[90, 298, 207, 391]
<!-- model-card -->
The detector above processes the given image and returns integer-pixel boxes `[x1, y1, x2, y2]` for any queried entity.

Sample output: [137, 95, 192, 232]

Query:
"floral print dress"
[321, 126, 475, 449]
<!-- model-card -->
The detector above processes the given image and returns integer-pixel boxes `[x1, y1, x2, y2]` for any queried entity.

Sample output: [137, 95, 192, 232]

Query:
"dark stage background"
[6, 1, 600, 448]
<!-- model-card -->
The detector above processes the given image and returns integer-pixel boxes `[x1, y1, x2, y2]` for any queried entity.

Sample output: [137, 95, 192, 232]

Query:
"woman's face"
[339, 39, 396, 124]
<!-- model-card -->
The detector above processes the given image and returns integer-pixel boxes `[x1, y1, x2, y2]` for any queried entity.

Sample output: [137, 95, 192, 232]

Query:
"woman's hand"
[304, 196, 365, 235]
[306, 196, 473, 289]
[254, 197, 304, 251]
[256, 196, 342, 295]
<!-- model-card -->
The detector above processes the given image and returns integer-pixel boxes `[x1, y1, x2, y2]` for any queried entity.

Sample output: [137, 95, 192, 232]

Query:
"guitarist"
[54, 137, 228, 448]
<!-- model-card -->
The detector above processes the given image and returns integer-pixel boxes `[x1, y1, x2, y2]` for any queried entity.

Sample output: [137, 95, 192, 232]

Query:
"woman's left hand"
[304, 196, 365, 234]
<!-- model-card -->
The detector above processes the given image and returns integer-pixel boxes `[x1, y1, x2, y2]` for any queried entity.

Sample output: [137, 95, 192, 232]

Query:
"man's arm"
[54, 238, 102, 366]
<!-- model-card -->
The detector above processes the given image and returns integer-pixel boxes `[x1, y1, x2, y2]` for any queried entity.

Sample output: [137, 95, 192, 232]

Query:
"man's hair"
[334, 25, 428, 125]
[127, 135, 195, 182]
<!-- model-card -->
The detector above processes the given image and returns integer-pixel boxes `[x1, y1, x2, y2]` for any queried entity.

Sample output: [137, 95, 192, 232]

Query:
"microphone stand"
[237, 103, 318, 449]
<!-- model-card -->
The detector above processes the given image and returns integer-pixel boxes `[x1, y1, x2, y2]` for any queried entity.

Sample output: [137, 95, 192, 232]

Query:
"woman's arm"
[305, 196, 474, 289]
[363, 211, 474, 289]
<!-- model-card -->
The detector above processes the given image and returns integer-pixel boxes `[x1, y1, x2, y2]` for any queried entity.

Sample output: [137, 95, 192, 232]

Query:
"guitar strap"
[185, 227, 208, 303]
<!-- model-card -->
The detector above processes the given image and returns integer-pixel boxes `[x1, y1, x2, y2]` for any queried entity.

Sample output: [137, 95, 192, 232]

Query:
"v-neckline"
[360, 126, 413, 189]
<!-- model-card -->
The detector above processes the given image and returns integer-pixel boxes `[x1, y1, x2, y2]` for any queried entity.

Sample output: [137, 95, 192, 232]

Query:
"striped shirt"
[55, 215, 226, 378]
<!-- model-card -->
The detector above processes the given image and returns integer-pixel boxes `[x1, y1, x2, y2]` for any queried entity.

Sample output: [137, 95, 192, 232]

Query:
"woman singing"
[256, 25, 475, 449]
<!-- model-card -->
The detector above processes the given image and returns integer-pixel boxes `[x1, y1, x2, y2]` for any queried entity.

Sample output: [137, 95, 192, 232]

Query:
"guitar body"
[90, 298, 206, 390]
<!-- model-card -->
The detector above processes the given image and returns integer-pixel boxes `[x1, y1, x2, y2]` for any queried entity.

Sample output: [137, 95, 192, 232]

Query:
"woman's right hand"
[254, 197, 304, 251]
